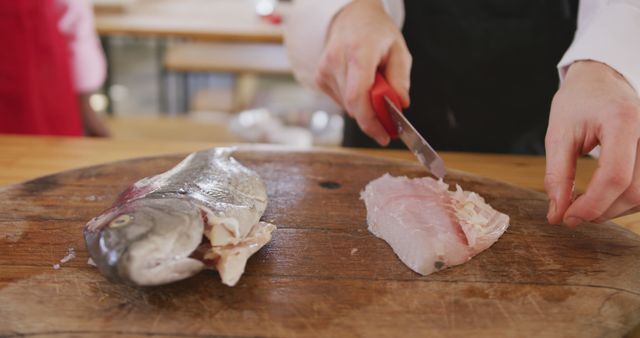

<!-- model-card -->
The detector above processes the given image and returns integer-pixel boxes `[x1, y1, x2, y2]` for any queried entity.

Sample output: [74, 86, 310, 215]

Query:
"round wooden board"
[1, 148, 639, 337]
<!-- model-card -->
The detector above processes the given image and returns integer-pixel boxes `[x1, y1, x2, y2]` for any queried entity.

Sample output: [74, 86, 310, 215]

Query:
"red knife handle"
[370, 71, 402, 139]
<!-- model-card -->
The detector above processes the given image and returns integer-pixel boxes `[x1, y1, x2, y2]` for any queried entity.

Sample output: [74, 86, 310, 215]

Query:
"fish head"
[84, 197, 206, 286]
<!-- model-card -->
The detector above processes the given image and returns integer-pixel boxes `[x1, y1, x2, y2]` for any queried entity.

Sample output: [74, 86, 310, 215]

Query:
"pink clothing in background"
[0, 1, 83, 136]
[55, 0, 106, 93]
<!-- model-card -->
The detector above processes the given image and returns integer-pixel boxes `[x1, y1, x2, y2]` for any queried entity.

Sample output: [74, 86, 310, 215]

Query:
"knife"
[370, 72, 446, 179]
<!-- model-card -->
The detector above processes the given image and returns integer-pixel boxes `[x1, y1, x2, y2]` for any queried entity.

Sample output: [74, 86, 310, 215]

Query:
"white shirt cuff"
[284, 0, 352, 89]
[284, 0, 404, 89]
[558, 2, 640, 96]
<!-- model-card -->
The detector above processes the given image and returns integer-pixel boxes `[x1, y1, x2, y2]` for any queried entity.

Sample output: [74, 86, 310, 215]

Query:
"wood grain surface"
[95, 0, 287, 43]
[92, 0, 136, 14]
[1, 148, 639, 337]
[163, 42, 291, 74]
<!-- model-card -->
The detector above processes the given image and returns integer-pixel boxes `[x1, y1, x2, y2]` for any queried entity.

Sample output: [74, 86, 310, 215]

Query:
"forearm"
[78, 92, 110, 138]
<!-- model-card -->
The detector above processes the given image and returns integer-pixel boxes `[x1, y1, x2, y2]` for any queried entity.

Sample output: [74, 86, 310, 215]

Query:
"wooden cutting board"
[1, 149, 639, 337]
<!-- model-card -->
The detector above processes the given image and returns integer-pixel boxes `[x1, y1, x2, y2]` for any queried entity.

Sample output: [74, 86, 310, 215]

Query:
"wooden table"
[3, 134, 640, 336]
[94, 0, 287, 43]
[1, 134, 638, 232]
[162, 41, 292, 112]
[104, 115, 239, 143]
[94, 0, 289, 113]
[93, 0, 136, 14]
[163, 42, 291, 74]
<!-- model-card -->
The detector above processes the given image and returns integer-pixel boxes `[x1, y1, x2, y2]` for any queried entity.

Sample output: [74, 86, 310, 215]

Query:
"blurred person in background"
[0, 0, 109, 137]
[285, 0, 640, 226]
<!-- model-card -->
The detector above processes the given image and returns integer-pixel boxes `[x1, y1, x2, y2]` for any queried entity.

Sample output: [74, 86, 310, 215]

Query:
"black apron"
[342, 0, 578, 154]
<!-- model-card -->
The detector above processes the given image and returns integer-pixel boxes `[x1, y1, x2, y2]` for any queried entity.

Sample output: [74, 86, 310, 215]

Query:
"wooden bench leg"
[232, 73, 258, 112]
[156, 37, 168, 114]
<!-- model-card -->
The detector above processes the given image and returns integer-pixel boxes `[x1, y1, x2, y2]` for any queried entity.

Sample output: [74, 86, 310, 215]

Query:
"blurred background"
[69, 0, 341, 146]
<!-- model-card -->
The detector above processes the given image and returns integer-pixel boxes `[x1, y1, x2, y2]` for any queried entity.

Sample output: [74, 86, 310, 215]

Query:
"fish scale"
[84, 148, 275, 287]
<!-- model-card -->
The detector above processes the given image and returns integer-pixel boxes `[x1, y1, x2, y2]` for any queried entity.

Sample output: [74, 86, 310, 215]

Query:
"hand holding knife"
[370, 71, 447, 179]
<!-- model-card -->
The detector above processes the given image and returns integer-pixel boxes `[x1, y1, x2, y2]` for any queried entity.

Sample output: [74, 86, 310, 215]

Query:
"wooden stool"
[163, 41, 292, 112]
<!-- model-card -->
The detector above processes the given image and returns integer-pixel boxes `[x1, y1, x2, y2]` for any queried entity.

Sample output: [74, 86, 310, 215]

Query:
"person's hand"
[545, 60, 640, 227]
[316, 0, 412, 145]
[78, 93, 110, 137]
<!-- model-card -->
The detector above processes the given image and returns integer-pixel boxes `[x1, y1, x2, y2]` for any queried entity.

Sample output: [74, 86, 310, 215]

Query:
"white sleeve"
[558, 0, 640, 95]
[284, 0, 405, 89]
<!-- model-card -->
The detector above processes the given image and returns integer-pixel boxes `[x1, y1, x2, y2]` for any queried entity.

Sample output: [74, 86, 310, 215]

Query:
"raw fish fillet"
[361, 174, 510, 275]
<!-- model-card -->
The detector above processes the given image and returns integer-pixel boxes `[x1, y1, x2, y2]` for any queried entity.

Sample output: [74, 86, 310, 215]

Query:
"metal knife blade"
[384, 96, 446, 178]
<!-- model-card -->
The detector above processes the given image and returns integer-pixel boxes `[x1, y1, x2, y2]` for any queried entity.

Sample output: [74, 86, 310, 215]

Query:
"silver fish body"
[84, 148, 275, 286]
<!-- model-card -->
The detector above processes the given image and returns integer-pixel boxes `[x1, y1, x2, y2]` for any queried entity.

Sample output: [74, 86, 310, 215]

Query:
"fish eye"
[110, 214, 133, 228]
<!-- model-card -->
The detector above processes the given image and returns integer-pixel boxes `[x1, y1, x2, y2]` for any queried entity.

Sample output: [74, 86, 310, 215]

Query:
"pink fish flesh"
[84, 148, 275, 287]
[361, 174, 510, 275]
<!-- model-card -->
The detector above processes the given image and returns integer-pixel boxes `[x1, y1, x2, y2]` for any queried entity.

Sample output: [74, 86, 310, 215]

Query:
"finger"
[355, 112, 390, 146]
[597, 140, 640, 221]
[316, 73, 343, 108]
[544, 127, 578, 225]
[563, 128, 637, 226]
[344, 47, 390, 145]
[315, 47, 348, 108]
[383, 41, 412, 108]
